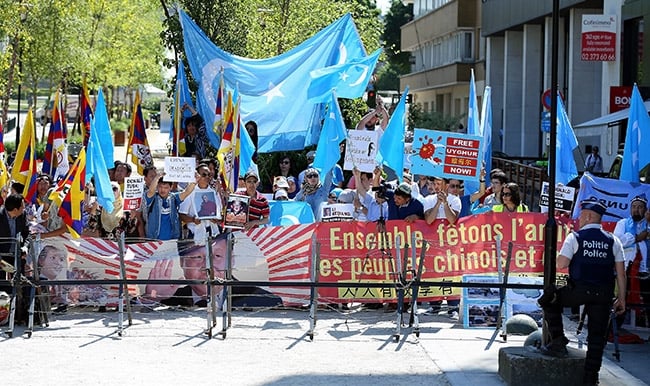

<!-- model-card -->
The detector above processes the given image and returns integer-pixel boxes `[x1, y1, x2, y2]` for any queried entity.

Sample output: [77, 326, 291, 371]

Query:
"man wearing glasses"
[179, 163, 222, 241]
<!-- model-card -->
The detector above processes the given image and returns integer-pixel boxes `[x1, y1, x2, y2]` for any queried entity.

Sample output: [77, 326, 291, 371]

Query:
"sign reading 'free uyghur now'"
[410, 129, 483, 182]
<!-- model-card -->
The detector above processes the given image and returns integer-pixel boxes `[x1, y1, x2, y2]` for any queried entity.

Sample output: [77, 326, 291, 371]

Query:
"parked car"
[34, 100, 54, 125]
[34, 94, 80, 125]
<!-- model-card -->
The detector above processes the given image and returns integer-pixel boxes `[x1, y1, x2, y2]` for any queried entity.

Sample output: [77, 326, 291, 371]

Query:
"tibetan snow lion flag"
[127, 90, 153, 174]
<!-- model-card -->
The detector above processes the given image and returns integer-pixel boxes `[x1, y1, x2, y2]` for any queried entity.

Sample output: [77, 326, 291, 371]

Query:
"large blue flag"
[179, 9, 366, 153]
[621, 84, 650, 182]
[376, 86, 409, 182]
[86, 117, 114, 213]
[93, 88, 114, 167]
[307, 49, 381, 103]
[479, 86, 493, 185]
[312, 93, 346, 175]
[464, 69, 481, 196]
[554, 94, 579, 185]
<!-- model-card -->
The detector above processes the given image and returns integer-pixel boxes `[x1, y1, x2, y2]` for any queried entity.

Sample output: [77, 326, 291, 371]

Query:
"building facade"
[400, 0, 485, 131]
[400, 0, 650, 172]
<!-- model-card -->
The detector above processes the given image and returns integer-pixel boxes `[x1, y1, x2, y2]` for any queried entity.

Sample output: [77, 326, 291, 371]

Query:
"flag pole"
[542, 0, 560, 346]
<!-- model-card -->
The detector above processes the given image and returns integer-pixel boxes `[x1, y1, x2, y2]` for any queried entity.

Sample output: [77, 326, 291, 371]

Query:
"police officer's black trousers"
[542, 284, 612, 381]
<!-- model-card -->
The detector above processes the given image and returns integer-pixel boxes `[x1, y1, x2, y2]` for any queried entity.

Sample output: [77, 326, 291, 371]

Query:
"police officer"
[539, 197, 626, 386]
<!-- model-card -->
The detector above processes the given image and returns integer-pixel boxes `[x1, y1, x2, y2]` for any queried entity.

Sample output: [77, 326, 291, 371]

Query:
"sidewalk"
[1, 306, 647, 386]
[113, 126, 170, 169]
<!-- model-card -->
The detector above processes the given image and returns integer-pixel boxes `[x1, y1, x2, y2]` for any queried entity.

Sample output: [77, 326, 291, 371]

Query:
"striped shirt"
[246, 191, 270, 222]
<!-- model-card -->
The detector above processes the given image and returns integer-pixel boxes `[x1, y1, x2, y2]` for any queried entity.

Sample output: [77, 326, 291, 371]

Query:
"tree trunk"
[1, 37, 19, 132]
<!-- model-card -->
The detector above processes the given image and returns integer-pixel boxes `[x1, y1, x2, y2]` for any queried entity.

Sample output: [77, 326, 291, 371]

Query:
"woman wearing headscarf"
[294, 167, 333, 221]
[100, 181, 124, 238]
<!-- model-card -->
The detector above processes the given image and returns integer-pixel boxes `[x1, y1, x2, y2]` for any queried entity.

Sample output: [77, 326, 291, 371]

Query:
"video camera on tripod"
[371, 182, 393, 200]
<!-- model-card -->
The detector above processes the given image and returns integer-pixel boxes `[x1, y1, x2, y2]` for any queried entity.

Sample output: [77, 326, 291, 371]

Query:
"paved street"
[1, 306, 648, 386]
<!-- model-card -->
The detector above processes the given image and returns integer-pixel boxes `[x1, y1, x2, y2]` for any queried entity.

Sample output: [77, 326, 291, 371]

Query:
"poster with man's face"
[194, 189, 220, 220]
[224, 194, 250, 229]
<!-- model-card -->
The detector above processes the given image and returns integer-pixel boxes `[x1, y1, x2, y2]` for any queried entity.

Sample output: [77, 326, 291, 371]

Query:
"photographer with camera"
[371, 167, 423, 223]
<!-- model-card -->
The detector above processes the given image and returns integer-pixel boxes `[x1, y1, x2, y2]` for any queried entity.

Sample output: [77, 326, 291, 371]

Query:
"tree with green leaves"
[376, 0, 412, 91]
[0, 0, 165, 131]
[158, 0, 385, 187]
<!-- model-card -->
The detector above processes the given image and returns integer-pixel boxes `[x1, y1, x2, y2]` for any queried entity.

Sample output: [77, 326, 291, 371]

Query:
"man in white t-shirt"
[422, 177, 461, 225]
[179, 163, 222, 242]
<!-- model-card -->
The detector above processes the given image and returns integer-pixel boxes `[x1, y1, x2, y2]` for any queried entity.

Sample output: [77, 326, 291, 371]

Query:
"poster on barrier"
[461, 275, 501, 329]
[27, 213, 579, 307]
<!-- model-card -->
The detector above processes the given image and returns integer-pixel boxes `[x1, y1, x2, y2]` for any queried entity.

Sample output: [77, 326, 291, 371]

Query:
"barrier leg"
[485, 242, 513, 350]
[307, 237, 320, 341]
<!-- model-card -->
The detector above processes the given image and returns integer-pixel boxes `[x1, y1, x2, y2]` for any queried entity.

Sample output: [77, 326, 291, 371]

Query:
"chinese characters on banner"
[410, 129, 483, 181]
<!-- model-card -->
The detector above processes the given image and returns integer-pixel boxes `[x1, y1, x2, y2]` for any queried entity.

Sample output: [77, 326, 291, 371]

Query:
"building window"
[414, 0, 452, 19]
[412, 30, 475, 71]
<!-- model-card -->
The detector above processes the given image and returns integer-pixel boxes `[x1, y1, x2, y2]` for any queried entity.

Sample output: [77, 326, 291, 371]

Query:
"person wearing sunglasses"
[295, 167, 334, 220]
[179, 163, 222, 241]
[491, 182, 528, 213]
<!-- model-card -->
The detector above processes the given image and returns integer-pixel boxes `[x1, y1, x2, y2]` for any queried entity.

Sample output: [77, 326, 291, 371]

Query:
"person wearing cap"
[387, 182, 423, 222]
[273, 189, 290, 201]
[613, 194, 650, 278]
[423, 177, 461, 225]
[237, 171, 269, 230]
[539, 197, 625, 385]
[584, 145, 603, 174]
[295, 167, 334, 221]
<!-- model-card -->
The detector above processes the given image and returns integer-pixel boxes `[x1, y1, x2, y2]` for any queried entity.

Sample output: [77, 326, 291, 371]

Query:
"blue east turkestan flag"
[307, 49, 381, 103]
[464, 69, 481, 196]
[621, 84, 650, 182]
[554, 94, 579, 185]
[376, 86, 409, 182]
[87, 109, 114, 213]
[480, 86, 493, 185]
[93, 88, 114, 168]
[268, 201, 315, 226]
[179, 9, 367, 153]
[312, 92, 347, 176]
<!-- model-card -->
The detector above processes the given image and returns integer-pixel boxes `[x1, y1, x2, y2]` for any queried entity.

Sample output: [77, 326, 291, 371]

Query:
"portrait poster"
[320, 203, 354, 222]
[224, 194, 250, 229]
[193, 189, 220, 220]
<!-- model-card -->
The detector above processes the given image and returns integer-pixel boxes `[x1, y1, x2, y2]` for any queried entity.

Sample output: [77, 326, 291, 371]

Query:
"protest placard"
[164, 157, 196, 182]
